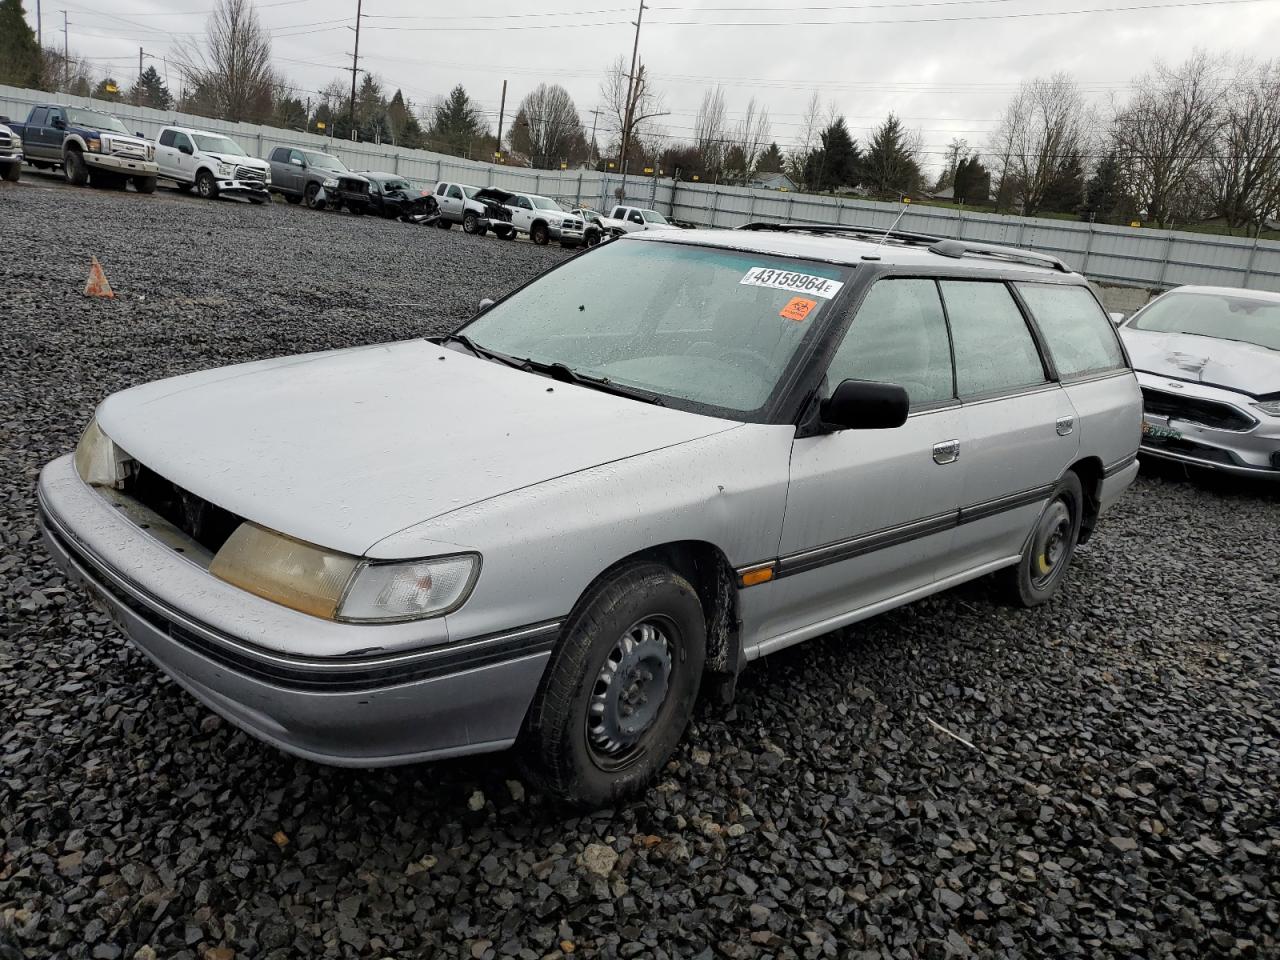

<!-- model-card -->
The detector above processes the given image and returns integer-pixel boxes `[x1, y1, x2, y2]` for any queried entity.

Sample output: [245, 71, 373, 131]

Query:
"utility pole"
[139, 46, 144, 90]
[61, 10, 69, 93]
[495, 79, 507, 160]
[348, 0, 363, 137]
[619, 0, 646, 176]
[589, 108, 602, 167]
[36, 0, 42, 49]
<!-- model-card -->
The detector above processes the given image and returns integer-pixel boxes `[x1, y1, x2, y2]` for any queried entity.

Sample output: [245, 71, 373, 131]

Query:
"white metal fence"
[5, 84, 1278, 293]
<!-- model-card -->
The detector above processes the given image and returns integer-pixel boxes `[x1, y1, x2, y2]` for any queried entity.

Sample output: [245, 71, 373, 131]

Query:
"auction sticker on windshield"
[740, 266, 844, 300]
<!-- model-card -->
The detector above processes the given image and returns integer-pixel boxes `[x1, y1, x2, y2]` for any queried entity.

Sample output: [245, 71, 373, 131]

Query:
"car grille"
[1141, 388, 1257, 432]
[123, 464, 244, 555]
[0, 131, 12, 148]
[236, 164, 266, 182]
[110, 141, 147, 159]
[338, 176, 368, 195]
[563, 219, 583, 230]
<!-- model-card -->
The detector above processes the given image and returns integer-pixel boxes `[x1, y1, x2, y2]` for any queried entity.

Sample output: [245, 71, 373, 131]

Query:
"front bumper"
[217, 178, 270, 195]
[0, 149, 21, 163]
[1136, 373, 1280, 478]
[84, 153, 158, 176]
[550, 223, 585, 243]
[37, 455, 555, 766]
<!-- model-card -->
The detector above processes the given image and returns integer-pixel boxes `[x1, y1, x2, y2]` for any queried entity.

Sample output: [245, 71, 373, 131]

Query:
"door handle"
[932, 439, 960, 465]
[1056, 416, 1075, 436]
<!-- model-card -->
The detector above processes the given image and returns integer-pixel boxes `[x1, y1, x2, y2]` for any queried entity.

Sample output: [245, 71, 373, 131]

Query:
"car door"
[937, 278, 1080, 580]
[40, 107, 62, 156]
[155, 129, 177, 178]
[510, 195, 534, 231]
[749, 277, 965, 650]
[286, 149, 307, 192]
[626, 209, 646, 232]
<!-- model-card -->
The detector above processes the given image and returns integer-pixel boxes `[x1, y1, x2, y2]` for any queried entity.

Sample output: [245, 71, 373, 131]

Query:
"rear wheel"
[196, 169, 219, 200]
[133, 175, 157, 194]
[519, 563, 706, 807]
[1, 162, 19, 182]
[175, 181, 193, 193]
[531, 221, 550, 246]
[496, 226, 515, 241]
[436, 218, 453, 230]
[1000, 472, 1084, 607]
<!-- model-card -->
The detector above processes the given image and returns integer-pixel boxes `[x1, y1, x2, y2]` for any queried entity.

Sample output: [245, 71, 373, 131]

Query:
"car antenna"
[874, 199, 912, 249]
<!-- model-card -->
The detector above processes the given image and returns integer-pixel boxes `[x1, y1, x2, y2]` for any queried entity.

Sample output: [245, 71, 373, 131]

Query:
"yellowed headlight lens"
[210, 522, 359, 620]
[74, 418, 132, 488]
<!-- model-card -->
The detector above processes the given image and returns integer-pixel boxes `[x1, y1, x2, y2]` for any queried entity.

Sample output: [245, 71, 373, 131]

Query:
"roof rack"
[928, 238, 1071, 273]
[738, 221, 945, 245]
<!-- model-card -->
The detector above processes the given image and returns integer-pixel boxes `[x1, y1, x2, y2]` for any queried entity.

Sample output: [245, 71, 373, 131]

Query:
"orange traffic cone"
[84, 257, 115, 299]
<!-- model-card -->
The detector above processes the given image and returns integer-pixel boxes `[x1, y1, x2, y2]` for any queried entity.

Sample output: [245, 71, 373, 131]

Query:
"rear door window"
[828, 279, 955, 407]
[1015, 283, 1127, 379]
[940, 281, 1048, 397]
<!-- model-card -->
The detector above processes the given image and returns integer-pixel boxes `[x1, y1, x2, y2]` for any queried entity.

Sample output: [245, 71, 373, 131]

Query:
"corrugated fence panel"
[5, 83, 1279, 292]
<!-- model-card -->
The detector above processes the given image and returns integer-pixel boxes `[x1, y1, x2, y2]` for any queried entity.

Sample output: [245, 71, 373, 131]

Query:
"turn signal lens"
[740, 565, 775, 587]
[338, 556, 479, 622]
[210, 522, 359, 620]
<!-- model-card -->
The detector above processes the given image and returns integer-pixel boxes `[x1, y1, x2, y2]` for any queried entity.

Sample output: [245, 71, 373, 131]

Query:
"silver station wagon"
[39, 223, 1141, 806]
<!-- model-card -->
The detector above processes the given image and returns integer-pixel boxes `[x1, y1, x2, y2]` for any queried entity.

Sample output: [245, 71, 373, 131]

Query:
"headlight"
[11, 134, 21, 149]
[323, 177, 339, 189]
[209, 521, 479, 622]
[74, 417, 133, 488]
[1252, 399, 1280, 417]
[216, 161, 234, 177]
[86, 138, 102, 153]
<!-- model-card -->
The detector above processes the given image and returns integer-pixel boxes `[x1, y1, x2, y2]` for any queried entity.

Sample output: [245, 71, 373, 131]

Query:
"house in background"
[749, 171, 798, 191]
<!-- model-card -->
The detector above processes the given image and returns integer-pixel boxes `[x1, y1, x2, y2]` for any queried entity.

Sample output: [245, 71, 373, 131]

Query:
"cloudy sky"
[24, 0, 1280, 171]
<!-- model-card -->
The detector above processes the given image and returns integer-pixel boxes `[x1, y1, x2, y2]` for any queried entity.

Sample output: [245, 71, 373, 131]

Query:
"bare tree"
[510, 83, 586, 168]
[1110, 52, 1223, 228]
[1210, 58, 1280, 232]
[693, 85, 728, 174]
[988, 73, 1092, 216]
[598, 55, 666, 169]
[725, 97, 771, 183]
[175, 0, 275, 124]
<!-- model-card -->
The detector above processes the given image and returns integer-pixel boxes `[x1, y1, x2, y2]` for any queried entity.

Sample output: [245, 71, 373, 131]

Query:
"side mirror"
[1109, 311, 1125, 326]
[477, 298, 496, 315]
[135, 131, 145, 139]
[52, 117, 66, 129]
[178, 143, 193, 156]
[821, 379, 910, 431]
[290, 157, 304, 167]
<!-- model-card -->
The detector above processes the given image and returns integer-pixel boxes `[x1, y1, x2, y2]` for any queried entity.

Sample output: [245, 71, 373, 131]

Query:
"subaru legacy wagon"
[39, 224, 1141, 806]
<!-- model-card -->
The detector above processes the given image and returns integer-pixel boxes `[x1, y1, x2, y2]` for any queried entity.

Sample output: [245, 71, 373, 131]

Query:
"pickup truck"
[7, 104, 157, 191]
[507, 192, 586, 247]
[609, 205, 678, 233]
[155, 126, 269, 202]
[266, 145, 351, 209]
[0, 120, 21, 182]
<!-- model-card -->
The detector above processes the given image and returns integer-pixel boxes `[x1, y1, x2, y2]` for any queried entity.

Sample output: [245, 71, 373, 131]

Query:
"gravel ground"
[2, 175, 1278, 960]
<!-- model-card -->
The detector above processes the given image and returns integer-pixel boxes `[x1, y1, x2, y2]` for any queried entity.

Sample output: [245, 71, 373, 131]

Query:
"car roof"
[1157, 285, 1280, 304]
[622, 227, 1082, 278]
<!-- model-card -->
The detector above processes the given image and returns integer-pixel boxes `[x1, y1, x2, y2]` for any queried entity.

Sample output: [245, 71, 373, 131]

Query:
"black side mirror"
[821, 379, 910, 431]
[178, 144, 193, 156]
[135, 131, 145, 138]
[477, 298, 495, 315]
[52, 117, 66, 129]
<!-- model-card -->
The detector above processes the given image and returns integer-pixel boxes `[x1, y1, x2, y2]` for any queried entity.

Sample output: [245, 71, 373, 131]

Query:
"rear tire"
[999, 472, 1084, 607]
[196, 169, 219, 200]
[1, 162, 19, 182]
[519, 563, 706, 808]
[64, 150, 88, 186]
[175, 181, 193, 193]
[133, 175, 156, 194]
[496, 226, 515, 240]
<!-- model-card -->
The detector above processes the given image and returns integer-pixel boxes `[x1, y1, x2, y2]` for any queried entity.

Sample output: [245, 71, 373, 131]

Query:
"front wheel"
[530, 222, 550, 246]
[196, 169, 218, 200]
[304, 181, 322, 209]
[462, 211, 480, 234]
[64, 150, 88, 186]
[1000, 471, 1084, 607]
[519, 563, 706, 807]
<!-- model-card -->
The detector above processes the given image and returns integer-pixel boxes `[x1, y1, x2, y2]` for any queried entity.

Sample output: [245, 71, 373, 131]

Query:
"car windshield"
[192, 134, 246, 156]
[66, 109, 129, 134]
[379, 179, 411, 192]
[1131, 291, 1280, 352]
[462, 240, 850, 416]
[529, 195, 563, 211]
[578, 210, 600, 223]
[304, 151, 347, 172]
[641, 210, 669, 224]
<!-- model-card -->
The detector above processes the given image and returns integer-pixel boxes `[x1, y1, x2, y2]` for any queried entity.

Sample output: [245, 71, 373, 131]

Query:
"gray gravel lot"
[1, 175, 1278, 960]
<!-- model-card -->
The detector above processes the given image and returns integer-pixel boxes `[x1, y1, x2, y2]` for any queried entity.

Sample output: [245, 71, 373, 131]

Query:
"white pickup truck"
[154, 126, 270, 202]
[610, 205, 678, 233]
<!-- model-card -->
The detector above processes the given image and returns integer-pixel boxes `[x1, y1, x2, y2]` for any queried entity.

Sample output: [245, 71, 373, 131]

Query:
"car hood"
[96, 340, 738, 556]
[1121, 328, 1280, 397]
[207, 152, 265, 167]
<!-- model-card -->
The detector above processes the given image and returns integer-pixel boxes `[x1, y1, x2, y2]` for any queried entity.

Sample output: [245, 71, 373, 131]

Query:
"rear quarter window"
[1016, 283, 1127, 379]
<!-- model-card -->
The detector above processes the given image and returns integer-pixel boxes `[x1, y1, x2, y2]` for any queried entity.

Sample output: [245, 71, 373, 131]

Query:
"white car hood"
[206, 152, 266, 168]
[96, 340, 737, 555]
[1121, 328, 1280, 396]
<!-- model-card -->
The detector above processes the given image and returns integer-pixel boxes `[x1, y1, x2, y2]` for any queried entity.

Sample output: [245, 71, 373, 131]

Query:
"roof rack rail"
[928, 238, 1071, 273]
[738, 221, 945, 245]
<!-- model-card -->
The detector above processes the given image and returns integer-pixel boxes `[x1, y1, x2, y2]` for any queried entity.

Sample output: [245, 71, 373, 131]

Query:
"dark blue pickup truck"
[5, 104, 158, 191]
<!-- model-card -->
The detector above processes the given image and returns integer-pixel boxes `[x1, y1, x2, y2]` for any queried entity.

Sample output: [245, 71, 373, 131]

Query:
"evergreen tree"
[952, 155, 992, 205]
[130, 65, 173, 110]
[861, 113, 923, 198]
[803, 118, 860, 192]
[0, 0, 41, 88]
[1041, 150, 1085, 214]
[93, 78, 123, 102]
[428, 84, 488, 157]
[1083, 151, 1128, 222]
[386, 89, 424, 149]
[755, 142, 784, 175]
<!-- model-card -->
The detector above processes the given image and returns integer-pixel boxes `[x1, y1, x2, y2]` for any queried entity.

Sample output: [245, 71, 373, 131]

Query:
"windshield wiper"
[436, 333, 527, 369]
[520, 359, 665, 405]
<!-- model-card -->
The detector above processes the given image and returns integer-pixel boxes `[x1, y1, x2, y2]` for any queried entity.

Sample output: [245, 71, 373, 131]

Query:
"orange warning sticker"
[780, 297, 817, 322]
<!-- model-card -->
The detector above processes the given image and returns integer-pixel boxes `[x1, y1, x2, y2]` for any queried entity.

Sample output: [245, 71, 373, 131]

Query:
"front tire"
[64, 150, 88, 186]
[519, 563, 706, 807]
[462, 211, 481, 234]
[1000, 472, 1084, 607]
[196, 169, 219, 200]
[531, 221, 550, 246]
[304, 181, 322, 209]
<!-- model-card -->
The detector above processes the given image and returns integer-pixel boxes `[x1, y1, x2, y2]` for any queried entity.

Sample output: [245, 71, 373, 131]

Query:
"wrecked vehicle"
[434, 182, 515, 238]
[39, 224, 1140, 807]
[358, 172, 441, 222]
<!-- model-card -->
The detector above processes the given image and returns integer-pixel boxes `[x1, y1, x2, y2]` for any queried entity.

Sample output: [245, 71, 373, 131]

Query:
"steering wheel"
[720, 347, 776, 380]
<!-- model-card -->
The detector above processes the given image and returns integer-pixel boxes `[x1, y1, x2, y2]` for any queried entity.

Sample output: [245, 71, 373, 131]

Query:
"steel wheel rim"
[198, 177, 213, 198]
[1031, 499, 1072, 588]
[586, 616, 677, 770]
